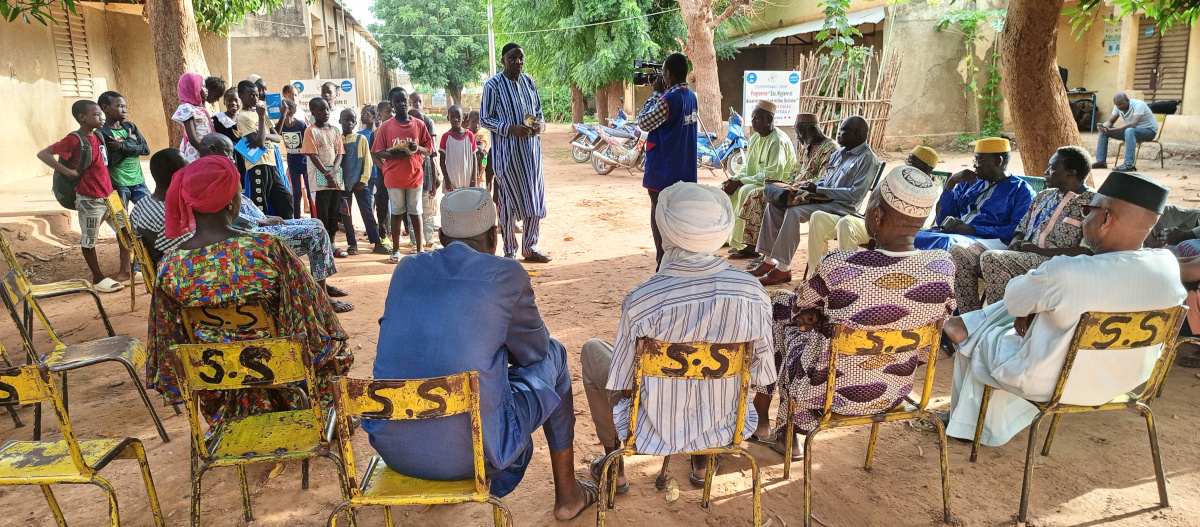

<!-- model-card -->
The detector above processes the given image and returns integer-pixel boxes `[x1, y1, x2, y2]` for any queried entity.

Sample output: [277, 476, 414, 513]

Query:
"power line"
[245, 6, 679, 38]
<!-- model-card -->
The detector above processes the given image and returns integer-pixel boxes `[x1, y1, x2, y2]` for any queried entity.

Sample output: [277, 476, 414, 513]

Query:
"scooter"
[590, 122, 647, 175]
[570, 109, 635, 163]
[697, 108, 748, 178]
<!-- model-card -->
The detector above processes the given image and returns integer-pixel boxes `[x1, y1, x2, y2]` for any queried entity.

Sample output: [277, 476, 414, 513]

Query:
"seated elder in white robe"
[943, 171, 1186, 447]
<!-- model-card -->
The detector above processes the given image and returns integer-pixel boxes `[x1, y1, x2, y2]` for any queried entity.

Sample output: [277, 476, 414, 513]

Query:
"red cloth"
[165, 155, 241, 239]
[372, 117, 431, 189]
[49, 132, 112, 199]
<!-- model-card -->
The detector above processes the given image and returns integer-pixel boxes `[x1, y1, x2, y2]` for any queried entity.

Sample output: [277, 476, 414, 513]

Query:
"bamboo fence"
[793, 47, 902, 153]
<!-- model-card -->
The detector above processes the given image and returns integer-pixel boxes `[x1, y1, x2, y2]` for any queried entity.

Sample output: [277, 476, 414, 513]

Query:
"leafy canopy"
[0, 0, 289, 33]
[371, 0, 489, 90]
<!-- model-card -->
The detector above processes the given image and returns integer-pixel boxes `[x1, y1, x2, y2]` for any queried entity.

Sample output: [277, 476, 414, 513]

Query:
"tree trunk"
[146, 0, 209, 149]
[596, 85, 610, 123]
[571, 83, 586, 124]
[607, 80, 625, 119]
[446, 84, 464, 107]
[1001, 0, 1083, 179]
[679, 0, 723, 130]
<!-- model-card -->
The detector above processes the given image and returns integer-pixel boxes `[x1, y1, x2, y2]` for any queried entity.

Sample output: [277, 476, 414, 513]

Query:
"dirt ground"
[1, 124, 1199, 527]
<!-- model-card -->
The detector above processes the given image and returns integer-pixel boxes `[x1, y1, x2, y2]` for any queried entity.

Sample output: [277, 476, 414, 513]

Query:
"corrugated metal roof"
[733, 5, 886, 48]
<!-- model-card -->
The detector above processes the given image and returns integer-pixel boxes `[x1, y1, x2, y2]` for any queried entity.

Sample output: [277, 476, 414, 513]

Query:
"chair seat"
[39, 336, 146, 371]
[359, 456, 481, 499]
[0, 438, 133, 480]
[30, 279, 94, 299]
[1030, 391, 1138, 411]
[207, 410, 324, 464]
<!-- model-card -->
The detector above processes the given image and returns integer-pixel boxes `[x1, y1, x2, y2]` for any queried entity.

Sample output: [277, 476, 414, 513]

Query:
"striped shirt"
[607, 258, 776, 455]
[129, 197, 191, 256]
[480, 72, 546, 220]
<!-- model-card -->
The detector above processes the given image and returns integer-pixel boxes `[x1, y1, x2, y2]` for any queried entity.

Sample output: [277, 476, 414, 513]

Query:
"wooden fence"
[793, 48, 902, 153]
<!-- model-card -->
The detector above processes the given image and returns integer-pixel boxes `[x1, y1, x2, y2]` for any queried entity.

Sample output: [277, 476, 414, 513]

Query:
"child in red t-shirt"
[371, 87, 433, 262]
[36, 100, 132, 293]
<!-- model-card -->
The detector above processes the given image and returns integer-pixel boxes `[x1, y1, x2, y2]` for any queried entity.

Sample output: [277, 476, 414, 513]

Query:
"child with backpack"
[36, 100, 133, 293]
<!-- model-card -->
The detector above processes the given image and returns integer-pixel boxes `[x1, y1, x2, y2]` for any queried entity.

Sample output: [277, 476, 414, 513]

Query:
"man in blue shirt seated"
[364, 187, 596, 520]
[915, 137, 1035, 251]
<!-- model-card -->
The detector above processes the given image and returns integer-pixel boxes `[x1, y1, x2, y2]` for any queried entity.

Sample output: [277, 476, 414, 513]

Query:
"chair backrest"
[0, 231, 25, 275]
[1053, 306, 1186, 406]
[332, 372, 486, 496]
[104, 193, 157, 294]
[856, 161, 887, 215]
[629, 337, 753, 452]
[0, 268, 67, 351]
[181, 303, 278, 343]
[170, 337, 319, 456]
[824, 320, 946, 419]
[0, 363, 90, 473]
[930, 170, 1045, 194]
[1153, 114, 1167, 141]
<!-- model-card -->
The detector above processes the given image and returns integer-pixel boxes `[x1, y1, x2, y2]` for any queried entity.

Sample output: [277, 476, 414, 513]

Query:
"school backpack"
[51, 130, 92, 210]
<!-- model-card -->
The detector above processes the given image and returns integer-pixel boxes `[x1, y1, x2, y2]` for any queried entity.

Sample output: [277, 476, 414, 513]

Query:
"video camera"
[633, 59, 663, 86]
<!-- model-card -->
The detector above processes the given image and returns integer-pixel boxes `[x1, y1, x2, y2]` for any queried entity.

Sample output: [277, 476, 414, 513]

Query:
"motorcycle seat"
[700, 132, 719, 141]
[599, 126, 635, 140]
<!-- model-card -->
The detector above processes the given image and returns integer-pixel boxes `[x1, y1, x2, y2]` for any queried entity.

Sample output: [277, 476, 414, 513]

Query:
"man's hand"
[1164, 227, 1195, 246]
[652, 74, 667, 93]
[1010, 240, 1037, 253]
[353, 181, 366, 192]
[1014, 314, 1036, 337]
[258, 216, 285, 227]
[721, 179, 744, 196]
[1097, 125, 1109, 134]
[795, 308, 823, 332]
[799, 181, 818, 193]
[255, 104, 267, 119]
[507, 124, 533, 138]
[946, 169, 977, 189]
[105, 136, 123, 149]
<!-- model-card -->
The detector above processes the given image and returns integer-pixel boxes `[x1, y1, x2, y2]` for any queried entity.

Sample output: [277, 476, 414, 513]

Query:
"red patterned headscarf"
[165, 156, 240, 239]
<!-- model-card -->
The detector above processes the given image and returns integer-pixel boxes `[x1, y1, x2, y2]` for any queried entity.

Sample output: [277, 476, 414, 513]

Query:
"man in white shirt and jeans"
[1093, 92, 1159, 172]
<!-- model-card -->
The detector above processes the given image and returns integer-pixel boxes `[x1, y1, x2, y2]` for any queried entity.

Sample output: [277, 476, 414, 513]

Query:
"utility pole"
[487, 0, 496, 77]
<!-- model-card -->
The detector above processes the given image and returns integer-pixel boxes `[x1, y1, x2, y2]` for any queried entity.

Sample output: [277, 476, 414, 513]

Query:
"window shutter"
[50, 6, 93, 99]
[1134, 19, 1190, 103]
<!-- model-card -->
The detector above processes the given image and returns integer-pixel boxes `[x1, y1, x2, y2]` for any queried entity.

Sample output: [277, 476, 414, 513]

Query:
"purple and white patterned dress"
[771, 248, 956, 434]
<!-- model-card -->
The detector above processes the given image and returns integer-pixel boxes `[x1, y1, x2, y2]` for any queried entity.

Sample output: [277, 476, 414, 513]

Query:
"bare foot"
[111, 271, 132, 283]
[945, 315, 968, 344]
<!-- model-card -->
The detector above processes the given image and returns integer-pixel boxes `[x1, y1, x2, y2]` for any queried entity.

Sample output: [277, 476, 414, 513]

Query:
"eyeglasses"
[1081, 204, 1111, 219]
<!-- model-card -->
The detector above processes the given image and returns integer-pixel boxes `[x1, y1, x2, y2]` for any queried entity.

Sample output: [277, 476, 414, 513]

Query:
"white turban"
[655, 182, 733, 268]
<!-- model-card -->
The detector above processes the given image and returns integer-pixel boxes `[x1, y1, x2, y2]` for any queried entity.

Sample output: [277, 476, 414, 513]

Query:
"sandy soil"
[1, 125, 1199, 527]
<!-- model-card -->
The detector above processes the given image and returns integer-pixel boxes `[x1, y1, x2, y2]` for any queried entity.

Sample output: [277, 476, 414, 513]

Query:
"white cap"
[440, 188, 496, 238]
[878, 166, 940, 218]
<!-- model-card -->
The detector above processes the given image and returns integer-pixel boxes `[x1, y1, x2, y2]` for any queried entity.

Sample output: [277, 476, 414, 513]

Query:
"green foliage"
[538, 83, 573, 123]
[0, 0, 289, 34]
[0, 0, 74, 24]
[371, 0, 488, 94]
[1066, 0, 1200, 36]
[935, 9, 1006, 138]
[816, 0, 862, 58]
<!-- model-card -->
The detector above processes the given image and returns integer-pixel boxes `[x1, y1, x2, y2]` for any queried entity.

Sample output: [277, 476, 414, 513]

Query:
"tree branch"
[710, 0, 751, 29]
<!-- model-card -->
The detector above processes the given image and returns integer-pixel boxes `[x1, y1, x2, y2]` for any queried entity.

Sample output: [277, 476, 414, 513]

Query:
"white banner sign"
[290, 79, 359, 111]
[743, 71, 803, 127]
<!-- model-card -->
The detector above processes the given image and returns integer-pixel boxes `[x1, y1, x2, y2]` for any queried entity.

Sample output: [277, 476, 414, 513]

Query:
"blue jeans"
[115, 183, 150, 207]
[1096, 127, 1157, 167]
[340, 184, 380, 246]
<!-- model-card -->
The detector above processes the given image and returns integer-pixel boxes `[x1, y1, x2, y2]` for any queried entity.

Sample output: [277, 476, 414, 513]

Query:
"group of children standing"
[37, 72, 492, 293]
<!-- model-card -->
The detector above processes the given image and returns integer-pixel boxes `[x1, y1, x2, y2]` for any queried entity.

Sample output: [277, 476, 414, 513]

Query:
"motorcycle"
[570, 109, 635, 163]
[590, 123, 647, 175]
[697, 108, 748, 178]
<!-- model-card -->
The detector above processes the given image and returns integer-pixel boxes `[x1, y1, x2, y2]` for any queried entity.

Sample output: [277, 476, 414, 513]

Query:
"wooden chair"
[171, 336, 351, 527]
[103, 192, 157, 311]
[0, 363, 165, 526]
[969, 306, 1186, 524]
[0, 231, 115, 339]
[326, 373, 513, 527]
[1115, 114, 1168, 169]
[594, 338, 761, 527]
[0, 268, 169, 443]
[782, 320, 951, 527]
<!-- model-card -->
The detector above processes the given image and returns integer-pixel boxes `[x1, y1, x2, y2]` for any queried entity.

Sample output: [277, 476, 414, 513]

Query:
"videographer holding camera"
[636, 52, 698, 269]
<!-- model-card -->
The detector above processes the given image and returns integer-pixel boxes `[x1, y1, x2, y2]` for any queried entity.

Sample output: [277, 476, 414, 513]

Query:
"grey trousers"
[581, 338, 624, 449]
[757, 201, 855, 267]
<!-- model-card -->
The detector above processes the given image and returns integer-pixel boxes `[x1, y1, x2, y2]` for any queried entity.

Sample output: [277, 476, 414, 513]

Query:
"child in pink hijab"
[170, 72, 214, 162]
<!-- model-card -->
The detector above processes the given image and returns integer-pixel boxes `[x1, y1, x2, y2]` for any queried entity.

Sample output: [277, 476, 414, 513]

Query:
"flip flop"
[94, 277, 125, 293]
[388, 252, 401, 264]
[589, 455, 629, 495]
[372, 245, 391, 255]
[688, 456, 722, 488]
[333, 248, 349, 258]
[770, 440, 804, 462]
[747, 433, 775, 446]
[346, 247, 359, 256]
[326, 285, 349, 298]
[118, 272, 144, 287]
[563, 480, 600, 521]
[727, 249, 760, 260]
[1175, 354, 1200, 368]
[330, 299, 354, 313]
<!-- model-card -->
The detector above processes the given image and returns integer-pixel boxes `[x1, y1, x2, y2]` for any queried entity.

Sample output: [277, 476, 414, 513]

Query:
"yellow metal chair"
[595, 338, 761, 527]
[0, 268, 170, 443]
[1, 341, 23, 427]
[104, 192, 157, 311]
[969, 307, 1186, 524]
[326, 373, 514, 527]
[1114, 114, 1168, 169]
[783, 321, 952, 527]
[0, 363, 165, 526]
[172, 336, 351, 527]
[0, 230, 115, 338]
